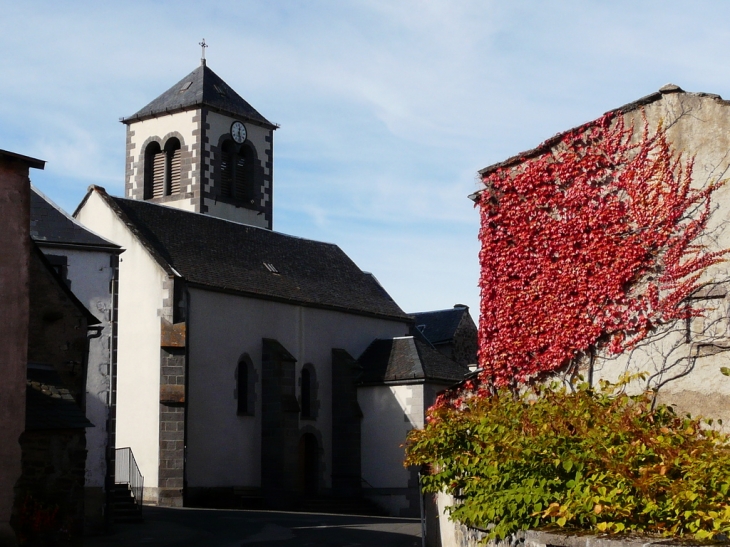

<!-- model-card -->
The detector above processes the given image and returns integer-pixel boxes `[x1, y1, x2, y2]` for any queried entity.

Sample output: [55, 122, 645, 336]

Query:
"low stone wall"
[431, 494, 720, 547]
[433, 492, 524, 547]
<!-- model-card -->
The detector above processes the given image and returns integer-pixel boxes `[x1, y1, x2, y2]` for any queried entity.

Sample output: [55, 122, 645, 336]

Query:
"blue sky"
[3, 0, 730, 317]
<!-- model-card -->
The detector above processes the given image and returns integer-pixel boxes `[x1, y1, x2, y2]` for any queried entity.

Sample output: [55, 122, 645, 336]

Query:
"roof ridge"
[110, 194, 343, 247]
[473, 84, 730, 185]
[31, 184, 121, 249]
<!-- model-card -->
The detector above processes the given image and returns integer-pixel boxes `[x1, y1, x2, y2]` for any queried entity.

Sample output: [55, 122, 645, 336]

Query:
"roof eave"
[121, 102, 278, 130]
[33, 239, 124, 254]
[184, 280, 412, 323]
[472, 86, 702, 201]
[87, 186, 177, 277]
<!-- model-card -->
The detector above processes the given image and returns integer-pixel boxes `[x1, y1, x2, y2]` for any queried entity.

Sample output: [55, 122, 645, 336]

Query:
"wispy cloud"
[4, 0, 730, 316]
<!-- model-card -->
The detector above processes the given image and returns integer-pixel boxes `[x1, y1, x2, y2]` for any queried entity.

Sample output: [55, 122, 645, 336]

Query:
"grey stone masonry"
[524, 531, 709, 547]
[157, 277, 187, 508]
[261, 338, 300, 509]
[330, 349, 362, 499]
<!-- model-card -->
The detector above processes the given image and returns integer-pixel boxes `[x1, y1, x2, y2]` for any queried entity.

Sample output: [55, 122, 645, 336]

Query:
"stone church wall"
[184, 287, 409, 502]
[75, 191, 169, 503]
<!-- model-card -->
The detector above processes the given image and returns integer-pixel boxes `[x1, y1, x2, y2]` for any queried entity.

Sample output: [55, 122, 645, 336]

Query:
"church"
[73, 58, 470, 516]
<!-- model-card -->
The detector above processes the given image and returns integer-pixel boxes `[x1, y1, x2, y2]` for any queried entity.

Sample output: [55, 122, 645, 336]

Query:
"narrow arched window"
[143, 142, 164, 199]
[301, 368, 311, 418]
[164, 138, 181, 195]
[237, 360, 249, 415]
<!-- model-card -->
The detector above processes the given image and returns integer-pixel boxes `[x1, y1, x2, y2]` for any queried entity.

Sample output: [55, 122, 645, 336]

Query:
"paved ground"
[86, 507, 423, 547]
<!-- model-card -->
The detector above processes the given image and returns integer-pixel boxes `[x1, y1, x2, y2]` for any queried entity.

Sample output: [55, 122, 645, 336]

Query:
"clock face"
[231, 121, 247, 144]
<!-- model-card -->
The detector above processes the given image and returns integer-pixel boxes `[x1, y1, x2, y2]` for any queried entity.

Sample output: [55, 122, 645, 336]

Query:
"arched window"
[299, 364, 317, 419]
[301, 368, 311, 417]
[219, 139, 256, 206]
[143, 141, 164, 199]
[237, 358, 249, 415]
[164, 138, 181, 195]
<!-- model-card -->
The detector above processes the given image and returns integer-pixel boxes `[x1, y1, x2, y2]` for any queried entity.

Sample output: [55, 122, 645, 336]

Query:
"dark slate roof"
[30, 186, 121, 250]
[358, 336, 469, 384]
[411, 305, 469, 345]
[93, 188, 409, 322]
[122, 62, 275, 128]
[26, 365, 93, 430]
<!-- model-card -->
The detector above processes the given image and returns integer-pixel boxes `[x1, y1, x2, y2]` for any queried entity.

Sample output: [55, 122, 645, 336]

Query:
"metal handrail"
[115, 447, 144, 511]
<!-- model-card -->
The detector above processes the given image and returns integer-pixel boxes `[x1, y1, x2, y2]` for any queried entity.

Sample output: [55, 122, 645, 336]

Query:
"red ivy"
[475, 113, 726, 387]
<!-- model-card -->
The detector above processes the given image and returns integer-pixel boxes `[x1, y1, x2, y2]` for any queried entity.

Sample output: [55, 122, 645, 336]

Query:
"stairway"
[111, 484, 144, 523]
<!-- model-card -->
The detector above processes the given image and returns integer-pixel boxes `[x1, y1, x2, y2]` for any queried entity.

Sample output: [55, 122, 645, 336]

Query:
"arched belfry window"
[164, 138, 181, 195]
[144, 138, 182, 199]
[143, 141, 164, 199]
[220, 140, 235, 198]
[219, 139, 256, 206]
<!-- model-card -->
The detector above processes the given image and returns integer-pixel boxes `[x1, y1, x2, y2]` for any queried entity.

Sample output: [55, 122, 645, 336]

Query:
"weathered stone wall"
[0, 153, 32, 547]
[13, 430, 87, 545]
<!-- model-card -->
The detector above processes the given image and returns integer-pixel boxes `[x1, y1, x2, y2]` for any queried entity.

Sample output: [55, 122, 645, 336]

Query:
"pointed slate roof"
[358, 336, 469, 384]
[122, 62, 275, 128]
[30, 186, 121, 251]
[411, 305, 471, 345]
[86, 187, 410, 322]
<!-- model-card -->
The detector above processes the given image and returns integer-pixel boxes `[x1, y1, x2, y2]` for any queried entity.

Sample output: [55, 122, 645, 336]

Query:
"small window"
[301, 368, 311, 417]
[299, 364, 317, 420]
[237, 358, 251, 415]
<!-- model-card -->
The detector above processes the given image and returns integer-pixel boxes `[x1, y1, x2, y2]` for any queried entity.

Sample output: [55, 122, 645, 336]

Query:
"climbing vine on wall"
[475, 113, 725, 387]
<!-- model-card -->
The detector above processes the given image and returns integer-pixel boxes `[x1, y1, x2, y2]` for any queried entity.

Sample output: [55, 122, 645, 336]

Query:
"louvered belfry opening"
[165, 138, 182, 196]
[234, 154, 247, 201]
[220, 140, 257, 205]
[220, 140, 234, 197]
[152, 152, 165, 198]
[144, 141, 163, 200]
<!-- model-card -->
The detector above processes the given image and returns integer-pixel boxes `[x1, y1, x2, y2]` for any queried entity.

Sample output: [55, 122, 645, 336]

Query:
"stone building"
[30, 186, 122, 533]
[72, 61, 470, 516]
[472, 84, 730, 424]
[15, 244, 97, 544]
[411, 305, 478, 367]
[357, 336, 469, 515]
[121, 59, 275, 229]
[0, 149, 44, 547]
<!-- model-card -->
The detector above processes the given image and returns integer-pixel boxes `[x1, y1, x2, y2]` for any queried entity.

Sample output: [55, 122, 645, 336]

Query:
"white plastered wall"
[76, 191, 168, 497]
[127, 111, 200, 207]
[59, 248, 116, 489]
[185, 287, 408, 489]
[359, 383, 424, 515]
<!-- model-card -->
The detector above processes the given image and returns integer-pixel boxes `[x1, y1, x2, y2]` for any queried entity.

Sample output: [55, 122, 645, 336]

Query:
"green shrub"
[404, 376, 730, 540]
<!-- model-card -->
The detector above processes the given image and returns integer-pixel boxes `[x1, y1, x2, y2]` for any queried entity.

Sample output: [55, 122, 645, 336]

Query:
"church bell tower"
[121, 58, 277, 229]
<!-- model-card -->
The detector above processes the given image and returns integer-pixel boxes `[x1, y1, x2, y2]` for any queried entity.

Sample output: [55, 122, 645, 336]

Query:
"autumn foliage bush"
[405, 112, 730, 541]
[405, 377, 730, 540]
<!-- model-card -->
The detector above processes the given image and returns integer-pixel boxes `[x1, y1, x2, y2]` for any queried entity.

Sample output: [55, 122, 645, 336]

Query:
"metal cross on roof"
[199, 38, 208, 65]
